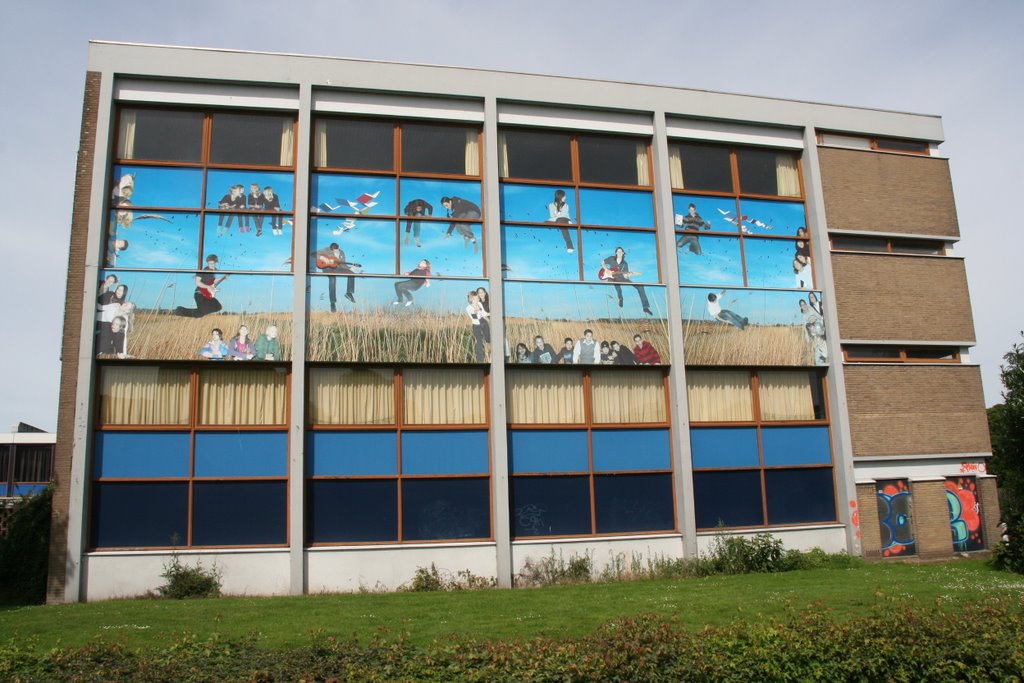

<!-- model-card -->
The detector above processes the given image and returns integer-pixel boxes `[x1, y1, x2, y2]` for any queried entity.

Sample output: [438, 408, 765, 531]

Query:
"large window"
[1, 443, 54, 497]
[507, 367, 675, 538]
[306, 367, 491, 544]
[90, 364, 289, 549]
[687, 369, 836, 529]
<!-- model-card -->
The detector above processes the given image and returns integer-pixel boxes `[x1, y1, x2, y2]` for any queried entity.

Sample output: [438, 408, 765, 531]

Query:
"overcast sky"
[1, 0, 1020, 432]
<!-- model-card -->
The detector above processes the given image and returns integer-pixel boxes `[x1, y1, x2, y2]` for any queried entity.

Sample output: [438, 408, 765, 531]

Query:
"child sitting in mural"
[199, 328, 229, 360]
[514, 342, 531, 363]
[546, 189, 575, 253]
[530, 335, 556, 364]
[572, 329, 599, 364]
[263, 186, 284, 236]
[707, 290, 748, 330]
[465, 291, 491, 362]
[632, 333, 661, 365]
[555, 338, 575, 364]
[97, 315, 128, 358]
[228, 325, 255, 360]
[403, 198, 433, 247]
[254, 325, 281, 361]
[611, 340, 636, 365]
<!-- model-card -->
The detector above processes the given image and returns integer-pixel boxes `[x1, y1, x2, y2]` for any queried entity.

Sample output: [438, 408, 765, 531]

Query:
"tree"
[989, 332, 1024, 572]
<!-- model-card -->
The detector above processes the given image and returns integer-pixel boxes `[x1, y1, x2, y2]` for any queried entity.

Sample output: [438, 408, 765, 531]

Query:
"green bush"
[404, 564, 496, 592]
[990, 515, 1024, 574]
[516, 549, 594, 587]
[156, 555, 221, 599]
[0, 486, 52, 605]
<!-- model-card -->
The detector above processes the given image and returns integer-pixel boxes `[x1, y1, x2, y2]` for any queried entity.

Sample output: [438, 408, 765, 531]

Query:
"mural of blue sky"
[680, 286, 822, 326]
[578, 188, 654, 227]
[311, 174, 397, 215]
[308, 274, 488, 315]
[503, 227, 659, 283]
[205, 170, 294, 212]
[201, 217, 293, 272]
[112, 166, 203, 208]
[676, 235, 744, 286]
[504, 281, 667, 321]
[399, 178, 482, 215]
[106, 211, 201, 270]
[744, 237, 815, 289]
[735, 198, 806, 236]
[99, 269, 294, 314]
[500, 183, 577, 223]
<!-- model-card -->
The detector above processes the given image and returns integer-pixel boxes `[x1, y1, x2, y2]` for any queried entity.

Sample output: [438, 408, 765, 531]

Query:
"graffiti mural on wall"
[876, 480, 916, 556]
[946, 477, 984, 552]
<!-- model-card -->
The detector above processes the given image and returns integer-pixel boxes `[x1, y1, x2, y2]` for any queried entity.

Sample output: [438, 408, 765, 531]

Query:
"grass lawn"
[3, 559, 1023, 651]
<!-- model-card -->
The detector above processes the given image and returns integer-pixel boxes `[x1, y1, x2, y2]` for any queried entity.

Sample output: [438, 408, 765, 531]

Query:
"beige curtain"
[506, 369, 584, 424]
[403, 368, 486, 425]
[99, 366, 190, 425]
[314, 119, 329, 167]
[686, 369, 753, 421]
[592, 371, 666, 423]
[199, 367, 287, 425]
[776, 154, 800, 197]
[635, 142, 651, 186]
[668, 145, 684, 189]
[758, 370, 814, 420]
[464, 129, 481, 175]
[117, 110, 137, 160]
[279, 119, 295, 166]
[308, 367, 395, 425]
[497, 131, 510, 177]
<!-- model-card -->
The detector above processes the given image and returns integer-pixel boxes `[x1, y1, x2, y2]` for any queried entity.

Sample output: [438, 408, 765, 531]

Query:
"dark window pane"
[511, 476, 591, 537]
[594, 473, 675, 533]
[676, 143, 732, 192]
[693, 471, 763, 528]
[91, 482, 188, 548]
[192, 481, 287, 546]
[845, 346, 901, 360]
[891, 240, 944, 255]
[577, 135, 644, 185]
[502, 129, 572, 181]
[402, 123, 476, 175]
[905, 347, 958, 361]
[765, 469, 836, 525]
[210, 113, 293, 166]
[121, 109, 203, 162]
[402, 478, 490, 541]
[318, 119, 394, 170]
[831, 236, 888, 252]
[13, 445, 53, 482]
[736, 148, 782, 195]
[874, 138, 928, 154]
[308, 479, 397, 543]
[806, 371, 827, 420]
[0, 448, 10, 495]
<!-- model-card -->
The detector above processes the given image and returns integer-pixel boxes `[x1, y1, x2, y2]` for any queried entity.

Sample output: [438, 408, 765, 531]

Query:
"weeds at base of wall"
[148, 554, 223, 600]
[402, 563, 497, 592]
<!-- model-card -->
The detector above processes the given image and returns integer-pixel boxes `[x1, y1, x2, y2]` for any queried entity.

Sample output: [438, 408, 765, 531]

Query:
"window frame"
[830, 234, 947, 256]
[842, 345, 961, 364]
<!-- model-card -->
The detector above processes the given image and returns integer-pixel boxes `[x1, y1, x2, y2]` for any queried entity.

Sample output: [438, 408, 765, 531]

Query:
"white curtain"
[403, 368, 486, 425]
[497, 131, 510, 177]
[592, 371, 666, 423]
[635, 142, 651, 186]
[117, 111, 137, 160]
[99, 366, 190, 425]
[279, 119, 295, 166]
[506, 369, 584, 424]
[668, 145, 684, 189]
[309, 367, 395, 425]
[758, 371, 814, 420]
[199, 367, 288, 425]
[686, 370, 753, 421]
[776, 154, 800, 197]
[464, 129, 481, 175]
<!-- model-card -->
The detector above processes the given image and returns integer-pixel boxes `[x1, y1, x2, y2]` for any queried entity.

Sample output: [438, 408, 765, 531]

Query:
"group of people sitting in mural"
[198, 324, 282, 361]
[511, 331, 661, 365]
[95, 274, 135, 358]
[214, 182, 285, 237]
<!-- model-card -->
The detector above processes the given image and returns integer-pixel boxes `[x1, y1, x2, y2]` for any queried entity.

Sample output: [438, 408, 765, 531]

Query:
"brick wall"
[47, 71, 101, 604]
[818, 147, 959, 237]
[909, 480, 955, 558]
[830, 253, 976, 342]
[978, 477, 1002, 550]
[855, 482, 883, 559]
[844, 365, 991, 457]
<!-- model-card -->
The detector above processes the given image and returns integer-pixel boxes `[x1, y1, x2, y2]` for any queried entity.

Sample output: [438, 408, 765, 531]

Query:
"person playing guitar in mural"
[175, 254, 226, 318]
[599, 247, 652, 315]
[316, 242, 361, 312]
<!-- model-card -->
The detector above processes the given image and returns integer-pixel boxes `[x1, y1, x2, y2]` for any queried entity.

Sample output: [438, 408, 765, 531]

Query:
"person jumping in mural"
[600, 247, 653, 315]
[632, 334, 662, 365]
[530, 335, 556, 364]
[393, 259, 432, 307]
[316, 242, 358, 311]
[675, 203, 711, 255]
[799, 298, 828, 364]
[217, 185, 246, 236]
[706, 290, 748, 330]
[555, 338, 575, 364]
[441, 196, 480, 253]
[263, 186, 284, 236]
[199, 328, 229, 360]
[254, 325, 281, 360]
[465, 291, 490, 362]
[546, 189, 575, 253]
[247, 183, 265, 236]
[175, 254, 226, 318]
[573, 328, 599, 364]
[403, 198, 433, 247]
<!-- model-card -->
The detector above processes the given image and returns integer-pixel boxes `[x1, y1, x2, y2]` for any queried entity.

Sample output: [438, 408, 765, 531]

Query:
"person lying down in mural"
[706, 290, 748, 330]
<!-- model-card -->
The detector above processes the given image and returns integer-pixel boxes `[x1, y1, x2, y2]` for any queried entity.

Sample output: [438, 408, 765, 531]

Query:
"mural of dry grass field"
[682, 320, 813, 366]
[308, 310, 480, 363]
[100, 311, 294, 361]
[505, 316, 672, 363]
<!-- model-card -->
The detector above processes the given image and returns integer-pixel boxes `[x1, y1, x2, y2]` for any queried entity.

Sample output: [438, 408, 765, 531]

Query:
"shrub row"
[3, 599, 1022, 682]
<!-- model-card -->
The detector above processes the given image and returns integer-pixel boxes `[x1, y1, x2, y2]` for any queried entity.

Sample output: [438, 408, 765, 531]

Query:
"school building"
[48, 41, 995, 602]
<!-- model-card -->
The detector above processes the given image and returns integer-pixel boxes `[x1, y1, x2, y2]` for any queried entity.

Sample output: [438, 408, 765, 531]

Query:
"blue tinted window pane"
[511, 476, 591, 537]
[765, 469, 836, 525]
[308, 479, 397, 543]
[735, 199, 806, 237]
[311, 174, 397, 216]
[91, 482, 188, 548]
[693, 471, 763, 528]
[501, 225, 581, 281]
[402, 478, 490, 541]
[677, 235, 744, 287]
[594, 473, 675, 533]
[578, 189, 654, 228]
[690, 428, 759, 469]
[509, 430, 588, 473]
[402, 431, 489, 475]
[194, 432, 287, 477]
[13, 484, 47, 496]
[93, 432, 190, 478]
[592, 429, 670, 471]
[205, 170, 294, 212]
[762, 427, 832, 467]
[192, 481, 287, 546]
[500, 184, 577, 223]
[105, 211, 202, 270]
[583, 229, 659, 284]
[112, 166, 204, 209]
[673, 195, 739, 234]
[399, 179, 481, 217]
[743, 237, 813, 290]
[200, 216, 294, 272]
[309, 217, 396, 275]
[308, 431, 397, 476]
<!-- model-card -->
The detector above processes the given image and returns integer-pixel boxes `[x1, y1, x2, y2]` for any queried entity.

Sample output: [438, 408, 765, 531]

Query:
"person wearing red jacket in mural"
[632, 333, 662, 365]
